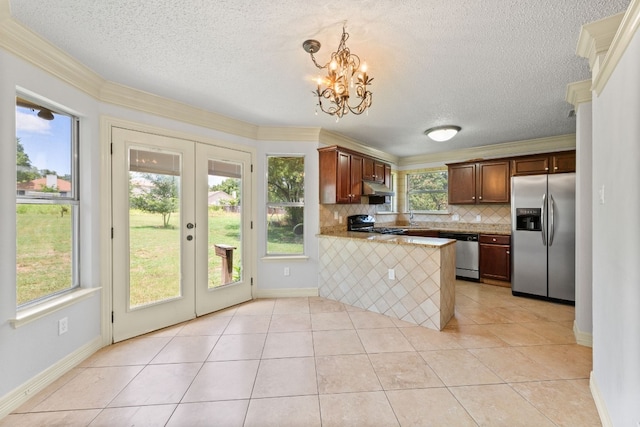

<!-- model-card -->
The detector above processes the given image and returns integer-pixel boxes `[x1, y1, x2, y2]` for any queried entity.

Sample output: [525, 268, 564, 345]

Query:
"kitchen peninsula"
[318, 232, 456, 331]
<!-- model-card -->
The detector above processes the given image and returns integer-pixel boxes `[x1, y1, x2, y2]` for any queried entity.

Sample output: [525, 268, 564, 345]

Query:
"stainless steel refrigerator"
[511, 173, 575, 302]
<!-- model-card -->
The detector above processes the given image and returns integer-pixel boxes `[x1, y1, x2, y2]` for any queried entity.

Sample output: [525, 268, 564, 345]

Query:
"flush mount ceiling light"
[424, 125, 461, 142]
[302, 24, 373, 120]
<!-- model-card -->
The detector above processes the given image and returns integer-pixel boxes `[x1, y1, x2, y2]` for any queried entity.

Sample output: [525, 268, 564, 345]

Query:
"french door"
[112, 128, 252, 342]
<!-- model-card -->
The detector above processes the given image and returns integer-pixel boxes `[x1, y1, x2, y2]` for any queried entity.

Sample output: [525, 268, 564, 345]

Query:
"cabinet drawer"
[479, 234, 510, 245]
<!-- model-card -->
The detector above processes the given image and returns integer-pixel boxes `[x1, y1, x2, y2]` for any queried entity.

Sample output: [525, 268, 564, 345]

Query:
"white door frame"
[99, 117, 257, 345]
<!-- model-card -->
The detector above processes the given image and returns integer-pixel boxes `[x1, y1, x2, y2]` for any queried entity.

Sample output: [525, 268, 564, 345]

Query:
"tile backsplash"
[319, 203, 510, 233]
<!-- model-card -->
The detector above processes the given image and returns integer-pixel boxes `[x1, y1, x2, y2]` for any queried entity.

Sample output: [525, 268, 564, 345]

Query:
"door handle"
[541, 193, 547, 246]
[549, 194, 555, 246]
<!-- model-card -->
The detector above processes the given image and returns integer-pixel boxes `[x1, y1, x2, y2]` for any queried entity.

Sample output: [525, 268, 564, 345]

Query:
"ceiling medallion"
[302, 25, 373, 121]
[424, 125, 461, 142]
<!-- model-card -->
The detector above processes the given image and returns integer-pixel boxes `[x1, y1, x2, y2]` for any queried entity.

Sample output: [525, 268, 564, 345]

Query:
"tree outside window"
[406, 170, 448, 212]
[266, 156, 304, 255]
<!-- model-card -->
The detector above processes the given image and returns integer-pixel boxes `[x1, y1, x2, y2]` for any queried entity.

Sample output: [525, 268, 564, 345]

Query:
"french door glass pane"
[128, 148, 182, 308]
[208, 159, 242, 288]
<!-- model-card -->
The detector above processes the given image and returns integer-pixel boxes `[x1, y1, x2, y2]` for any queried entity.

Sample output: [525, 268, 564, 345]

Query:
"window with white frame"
[15, 95, 79, 306]
[266, 156, 304, 255]
[406, 170, 448, 212]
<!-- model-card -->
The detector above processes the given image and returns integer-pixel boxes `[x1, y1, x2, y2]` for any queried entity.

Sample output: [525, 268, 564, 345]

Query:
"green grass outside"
[17, 206, 304, 307]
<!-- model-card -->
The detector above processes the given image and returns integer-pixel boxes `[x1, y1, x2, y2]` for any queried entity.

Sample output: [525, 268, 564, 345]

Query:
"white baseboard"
[254, 287, 318, 299]
[573, 320, 593, 347]
[590, 371, 613, 427]
[0, 336, 103, 419]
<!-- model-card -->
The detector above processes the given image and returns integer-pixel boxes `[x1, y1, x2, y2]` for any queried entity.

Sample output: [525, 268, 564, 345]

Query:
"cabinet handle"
[479, 196, 482, 200]
[492, 238, 496, 242]
[545, 167, 549, 170]
[554, 166, 558, 170]
[472, 196, 475, 200]
[506, 251, 510, 254]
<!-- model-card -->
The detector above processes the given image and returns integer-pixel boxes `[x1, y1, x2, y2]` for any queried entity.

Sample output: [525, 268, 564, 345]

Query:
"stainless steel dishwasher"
[438, 232, 480, 280]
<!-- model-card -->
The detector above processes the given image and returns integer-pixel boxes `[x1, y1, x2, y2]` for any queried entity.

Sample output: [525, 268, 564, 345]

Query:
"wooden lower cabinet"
[479, 234, 511, 282]
[404, 230, 439, 238]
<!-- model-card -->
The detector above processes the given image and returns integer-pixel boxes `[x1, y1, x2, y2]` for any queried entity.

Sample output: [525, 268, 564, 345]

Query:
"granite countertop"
[385, 222, 512, 235]
[318, 231, 455, 248]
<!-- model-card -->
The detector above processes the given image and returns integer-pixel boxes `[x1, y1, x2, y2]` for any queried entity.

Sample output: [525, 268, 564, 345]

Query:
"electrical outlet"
[284, 267, 290, 276]
[476, 214, 481, 222]
[58, 317, 68, 335]
[334, 211, 339, 220]
[339, 215, 343, 224]
[599, 184, 605, 205]
[388, 269, 395, 280]
[452, 213, 460, 221]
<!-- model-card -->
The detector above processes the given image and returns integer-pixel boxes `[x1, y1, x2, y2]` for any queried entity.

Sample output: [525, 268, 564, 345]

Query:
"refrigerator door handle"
[549, 194, 555, 246]
[541, 193, 547, 245]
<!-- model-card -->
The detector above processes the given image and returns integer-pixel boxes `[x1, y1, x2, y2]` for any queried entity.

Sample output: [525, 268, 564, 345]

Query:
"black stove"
[347, 215, 408, 235]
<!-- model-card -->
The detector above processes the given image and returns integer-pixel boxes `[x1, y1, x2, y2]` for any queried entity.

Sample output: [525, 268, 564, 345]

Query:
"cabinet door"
[362, 157, 375, 181]
[448, 164, 477, 204]
[336, 151, 352, 204]
[551, 152, 576, 173]
[478, 161, 510, 203]
[479, 243, 511, 281]
[511, 156, 549, 176]
[374, 162, 386, 184]
[350, 154, 363, 203]
[384, 164, 391, 188]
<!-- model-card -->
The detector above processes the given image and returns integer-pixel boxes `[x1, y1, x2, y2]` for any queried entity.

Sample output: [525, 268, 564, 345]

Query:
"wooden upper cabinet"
[319, 146, 371, 204]
[448, 163, 477, 204]
[374, 162, 386, 184]
[363, 157, 386, 184]
[551, 151, 576, 173]
[448, 160, 509, 204]
[477, 160, 510, 203]
[511, 151, 575, 176]
[363, 157, 375, 181]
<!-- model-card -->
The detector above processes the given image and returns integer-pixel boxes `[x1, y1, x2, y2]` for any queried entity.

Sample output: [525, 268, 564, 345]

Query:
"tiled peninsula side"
[318, 233, 456, 331]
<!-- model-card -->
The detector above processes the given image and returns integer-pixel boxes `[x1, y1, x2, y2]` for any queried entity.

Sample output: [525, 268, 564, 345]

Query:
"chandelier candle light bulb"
[302, 25, 373, 118]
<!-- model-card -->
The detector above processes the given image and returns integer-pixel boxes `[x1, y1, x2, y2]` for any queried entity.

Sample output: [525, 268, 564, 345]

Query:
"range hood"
[362, 180, 395, 197]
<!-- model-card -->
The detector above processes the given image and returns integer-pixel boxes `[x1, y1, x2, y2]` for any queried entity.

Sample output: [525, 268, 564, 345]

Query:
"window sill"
[11, 287, 101, 329]
[406, 210, 450, 215]
[375, 212, 399, 215]
[261, 255, 310, 262]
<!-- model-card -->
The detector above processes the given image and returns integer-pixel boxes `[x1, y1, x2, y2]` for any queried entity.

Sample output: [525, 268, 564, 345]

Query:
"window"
[15, 95, 79, 306]
[406, 170, 448, 212]
[266, 156, 304, 255]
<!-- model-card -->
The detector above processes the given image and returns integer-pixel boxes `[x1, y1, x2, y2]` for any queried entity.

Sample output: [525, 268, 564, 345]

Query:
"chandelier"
[302, 25, 373, 119]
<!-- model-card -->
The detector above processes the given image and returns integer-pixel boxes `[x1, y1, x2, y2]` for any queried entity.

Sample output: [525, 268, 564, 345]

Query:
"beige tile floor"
[2, 281, 600, 426]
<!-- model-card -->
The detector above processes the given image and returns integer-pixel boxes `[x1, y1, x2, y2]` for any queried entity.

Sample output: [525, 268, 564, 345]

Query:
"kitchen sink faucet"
[409, 210, 417, 226]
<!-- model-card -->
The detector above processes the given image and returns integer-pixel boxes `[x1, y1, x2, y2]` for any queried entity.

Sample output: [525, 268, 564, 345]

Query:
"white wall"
[574, 101, 593, 343]
[0, 50, 102, 399]
[1, 48, 321, 405]
[591, 28, 640, 425]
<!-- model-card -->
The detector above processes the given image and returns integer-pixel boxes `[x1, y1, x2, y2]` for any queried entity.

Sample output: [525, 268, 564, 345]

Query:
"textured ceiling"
[8, 0, 631, 158]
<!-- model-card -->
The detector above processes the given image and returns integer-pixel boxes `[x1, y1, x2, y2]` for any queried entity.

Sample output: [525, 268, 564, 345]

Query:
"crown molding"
[0, 7, 325, 144]
[566, 80, 593, 109]
[592, 0, 640, 95]
[398, 134, 576, 168]
[576, 13, 625, 74]
[256, 126, 321, 142]
[0, 13, 104, 98]
[318, 129, 399, 164]
[99, 81, 259, 140]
